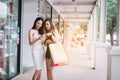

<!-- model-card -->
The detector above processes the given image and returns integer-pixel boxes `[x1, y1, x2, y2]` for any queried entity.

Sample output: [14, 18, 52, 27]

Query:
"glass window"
[106, 0, 118, 45]
[38, 0, 51, 19]
[52, 8, 64, 43]
[0, 0, 20, 79]
[52, 8, 59, 29]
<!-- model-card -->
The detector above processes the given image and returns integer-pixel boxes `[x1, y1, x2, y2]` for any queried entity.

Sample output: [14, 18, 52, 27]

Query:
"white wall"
[111, 56, 120, 80]
[110, 47, 120, 80]
[22, 0, 38, 67]
[95, 43, 110, 80]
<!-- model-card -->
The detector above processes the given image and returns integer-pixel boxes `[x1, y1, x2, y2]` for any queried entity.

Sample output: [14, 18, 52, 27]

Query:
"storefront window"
[0, 0, 20, 79]
[98, 0, 100, 41]
[52, 10, 58, 28]
[52, 8, 64, 42]
[38, 0, 51, 19]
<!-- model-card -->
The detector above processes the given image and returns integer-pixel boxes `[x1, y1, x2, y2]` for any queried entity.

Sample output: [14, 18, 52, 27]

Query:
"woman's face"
[35, 20, 43, 29]
[45, 21, 51, 30]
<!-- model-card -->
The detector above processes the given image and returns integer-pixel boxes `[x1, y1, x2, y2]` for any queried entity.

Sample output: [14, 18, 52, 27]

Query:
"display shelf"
[0, 45, 4, 48]
[4, 53, 16, 58]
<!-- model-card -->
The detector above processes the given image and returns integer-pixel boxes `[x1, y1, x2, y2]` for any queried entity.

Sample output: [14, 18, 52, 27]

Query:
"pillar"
[99, 0, 106, 42]
[91, 14, 94, 41]
[93, 5, 98, 42]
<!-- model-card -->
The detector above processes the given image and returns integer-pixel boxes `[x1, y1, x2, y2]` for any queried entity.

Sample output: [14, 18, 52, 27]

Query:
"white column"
[90, 15, 94, 41]
[99, 0, 106, 42]
[63, 22, 67, 47]
[88, 20, 91, 41]
[67, 24, 71, 48]
[87, 22, 91, 41]
[93, 5, 98, 42]
[90, 5, 98, 68]
[93, 15, 94, 41]
[69, 25, 72, 47]
[63, 22, 69, 48]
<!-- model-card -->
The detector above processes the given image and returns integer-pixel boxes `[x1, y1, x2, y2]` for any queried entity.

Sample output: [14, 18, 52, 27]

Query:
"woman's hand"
[46, 39, 52, 44]
[38, 36, 42, 40]
[41, 34, 47, 41]
[46, 32, 52, 37]
[44, 39, 53, 46]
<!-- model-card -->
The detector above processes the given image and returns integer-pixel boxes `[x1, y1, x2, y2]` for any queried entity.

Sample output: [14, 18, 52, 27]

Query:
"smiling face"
[35, 20, 43, 30]
[45, 21, 51, 31]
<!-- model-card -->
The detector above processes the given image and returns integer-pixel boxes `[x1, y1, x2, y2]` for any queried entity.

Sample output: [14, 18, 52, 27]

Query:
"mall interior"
[0, 0, 120, 80]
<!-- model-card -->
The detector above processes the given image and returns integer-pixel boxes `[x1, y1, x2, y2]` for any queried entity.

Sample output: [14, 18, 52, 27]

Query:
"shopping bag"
[49, 41, 69, 66]
[50, 59, 58, 67]
[52, 59, 68, 67]
[50, 58, 68, 67]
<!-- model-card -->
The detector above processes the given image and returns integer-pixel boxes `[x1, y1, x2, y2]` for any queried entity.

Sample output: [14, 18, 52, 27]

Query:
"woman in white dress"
[28, 17, 45, 80]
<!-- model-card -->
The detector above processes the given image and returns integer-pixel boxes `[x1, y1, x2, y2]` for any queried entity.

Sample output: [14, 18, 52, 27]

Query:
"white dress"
[32, 33, 45, 70]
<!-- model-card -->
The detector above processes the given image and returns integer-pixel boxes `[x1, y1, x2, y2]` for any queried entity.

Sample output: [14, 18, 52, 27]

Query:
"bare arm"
[51, 29, 59, 42]
[28, 29, 42, 45]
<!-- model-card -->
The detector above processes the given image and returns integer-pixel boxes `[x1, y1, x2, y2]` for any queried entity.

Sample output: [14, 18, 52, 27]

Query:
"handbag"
[49, 41, 69, 66]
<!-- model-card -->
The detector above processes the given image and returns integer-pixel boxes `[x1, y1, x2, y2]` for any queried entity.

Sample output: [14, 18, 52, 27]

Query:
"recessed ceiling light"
[72, 0, 75, 2]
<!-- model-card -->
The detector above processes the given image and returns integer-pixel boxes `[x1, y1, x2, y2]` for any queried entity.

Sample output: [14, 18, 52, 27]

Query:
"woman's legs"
[37, 70, 42, 80]
[46, 58, 54, 80]
[32, 70, 42, 80]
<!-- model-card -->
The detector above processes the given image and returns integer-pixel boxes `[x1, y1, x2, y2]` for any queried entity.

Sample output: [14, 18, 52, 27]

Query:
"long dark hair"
[32, 17, 44, 35]
[43, 18, 55, 33]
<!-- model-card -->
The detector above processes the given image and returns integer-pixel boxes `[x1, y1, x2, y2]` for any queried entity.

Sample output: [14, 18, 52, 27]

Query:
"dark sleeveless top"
[45, 34, 53, 59]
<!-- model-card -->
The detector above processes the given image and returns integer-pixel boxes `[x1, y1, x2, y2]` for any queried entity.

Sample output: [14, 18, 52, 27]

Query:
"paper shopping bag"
[52, 59, 69, 67]
[49, 41, 69, 65]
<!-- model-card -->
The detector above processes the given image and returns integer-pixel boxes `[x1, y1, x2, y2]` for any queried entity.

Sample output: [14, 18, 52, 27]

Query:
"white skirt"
[32, 48, 45, 70]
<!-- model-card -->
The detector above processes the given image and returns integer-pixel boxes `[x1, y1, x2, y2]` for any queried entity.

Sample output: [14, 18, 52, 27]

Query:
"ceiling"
[47, 0, 97, 24]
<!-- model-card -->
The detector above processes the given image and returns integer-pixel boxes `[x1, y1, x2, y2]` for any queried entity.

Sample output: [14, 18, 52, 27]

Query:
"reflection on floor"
[12, 47, 100, 80]
[0, 68, 7, 76]
[23, 67, 34, 73]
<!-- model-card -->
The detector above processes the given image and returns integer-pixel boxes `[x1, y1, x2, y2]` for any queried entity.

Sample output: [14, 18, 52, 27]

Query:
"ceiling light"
[72, 0, 75, 2]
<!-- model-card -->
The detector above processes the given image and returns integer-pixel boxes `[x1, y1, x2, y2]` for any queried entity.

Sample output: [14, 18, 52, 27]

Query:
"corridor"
[12, 47, 100, 80]
[1, 0, 120, 80]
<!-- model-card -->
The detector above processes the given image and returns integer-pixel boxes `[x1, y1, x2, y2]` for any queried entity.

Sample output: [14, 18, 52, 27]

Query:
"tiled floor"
[12, 47, 100, 80]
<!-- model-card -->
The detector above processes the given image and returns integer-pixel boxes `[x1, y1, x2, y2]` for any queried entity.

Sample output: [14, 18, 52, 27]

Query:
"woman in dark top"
[43, 18, 59, 80]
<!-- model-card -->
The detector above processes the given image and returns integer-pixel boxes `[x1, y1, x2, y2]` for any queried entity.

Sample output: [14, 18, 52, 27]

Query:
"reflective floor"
[12, 47, 100, 80]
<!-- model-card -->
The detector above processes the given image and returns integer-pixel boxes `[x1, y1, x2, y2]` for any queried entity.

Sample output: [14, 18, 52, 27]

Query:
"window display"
[0, 0, 20, 79]
[0, 2, 7, 77]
